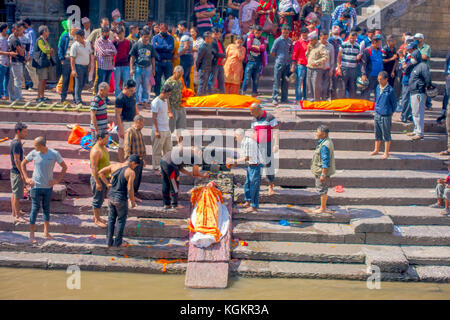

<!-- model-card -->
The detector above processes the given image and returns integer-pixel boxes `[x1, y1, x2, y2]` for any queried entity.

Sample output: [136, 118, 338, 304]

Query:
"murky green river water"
[0, 268, 449, 299]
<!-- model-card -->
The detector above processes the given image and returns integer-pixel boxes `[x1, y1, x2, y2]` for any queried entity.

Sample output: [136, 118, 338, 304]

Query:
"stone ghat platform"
[0, 106, 449, 283]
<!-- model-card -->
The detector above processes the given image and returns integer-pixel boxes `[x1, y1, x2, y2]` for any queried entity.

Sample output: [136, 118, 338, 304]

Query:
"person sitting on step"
[430, 161, 450, 216]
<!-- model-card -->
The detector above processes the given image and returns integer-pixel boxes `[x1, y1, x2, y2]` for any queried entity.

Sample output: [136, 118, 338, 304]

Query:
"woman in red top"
[256, 0, 277, 50]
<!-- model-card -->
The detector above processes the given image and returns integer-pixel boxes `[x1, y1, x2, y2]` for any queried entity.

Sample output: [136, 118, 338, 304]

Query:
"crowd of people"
[4, 1, 450, 244]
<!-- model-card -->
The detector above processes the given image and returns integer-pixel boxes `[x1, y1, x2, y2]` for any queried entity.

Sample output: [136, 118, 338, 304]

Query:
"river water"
[1, 268, 449, 299]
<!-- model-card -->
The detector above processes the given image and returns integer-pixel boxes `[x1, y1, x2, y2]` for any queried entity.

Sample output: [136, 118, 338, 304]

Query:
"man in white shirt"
[70, 29, 92, 105]
[151, 84, 174, 174]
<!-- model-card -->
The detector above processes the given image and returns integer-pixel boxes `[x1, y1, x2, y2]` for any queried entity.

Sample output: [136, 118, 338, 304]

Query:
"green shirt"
[418, 43, 431, 68]
[164, 77, 183, 110]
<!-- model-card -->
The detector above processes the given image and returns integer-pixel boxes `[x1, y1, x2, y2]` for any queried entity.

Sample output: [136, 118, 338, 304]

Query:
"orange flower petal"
[110, 257, 115, 261]
[147, 245, 151, 248]
[124, 254, 129, 258]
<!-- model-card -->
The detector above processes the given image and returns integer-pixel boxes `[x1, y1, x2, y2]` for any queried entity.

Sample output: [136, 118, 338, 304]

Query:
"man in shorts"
[10, 122, 28, 223]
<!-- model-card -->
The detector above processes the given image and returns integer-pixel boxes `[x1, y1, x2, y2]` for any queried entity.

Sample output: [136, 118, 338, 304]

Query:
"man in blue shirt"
[152, 23, 175, 96]
[270, 26, 293, 106]
[23, 18, 38, 90]
[21, 136, 68, 244]
[331, 0, 358, 30]
[361, 34, 384, 100]
[370, 71, 397, 160]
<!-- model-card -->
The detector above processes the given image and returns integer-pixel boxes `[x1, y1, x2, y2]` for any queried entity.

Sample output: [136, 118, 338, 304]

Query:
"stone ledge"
[350, 215, 394, 234]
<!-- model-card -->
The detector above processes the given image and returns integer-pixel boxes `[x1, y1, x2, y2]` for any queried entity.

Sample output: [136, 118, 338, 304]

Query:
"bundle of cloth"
[188, 182, 230, 248]
[300, 99, 375, 113]
[182, 94, 260, 109]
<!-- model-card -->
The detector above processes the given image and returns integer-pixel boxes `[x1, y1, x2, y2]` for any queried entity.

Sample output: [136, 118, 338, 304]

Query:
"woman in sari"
[224, 36, 246, 94]
[191, 27, 205, 92]
[256, 0, 277, 51]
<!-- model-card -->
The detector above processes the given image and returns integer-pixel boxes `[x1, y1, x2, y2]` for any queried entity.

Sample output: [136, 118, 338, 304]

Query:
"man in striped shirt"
[94, 27, 117, 97]
[90, 82, 110, 139]
[194, 0, 216, 37]
[336, 30, 360, 98]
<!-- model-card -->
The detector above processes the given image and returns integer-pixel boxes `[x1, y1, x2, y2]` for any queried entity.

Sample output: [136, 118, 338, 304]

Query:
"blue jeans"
[321, 14, 332, 33]
[272, 62, 290, 103]
[134, 66, 152, 103]
[154, 61, 173, 96]
[400, 83, 412, 122]
[107, 198, 128, 247]
[113, 66, 130, 97]
[295, 64, 307, 101]
[95, 68, 113, 94]
[61, 60, 74, 102]
[241, 61, 262, 94]
[198, 69, 210, 96]
[209, 64, 225, 93]
[244, 164, 262, 209]
[0, 64, 9, 98]
[9, 62, 23, 101]
[180, 54, 193, 88]
[29, 187, 53, 225]
[74, 64, 89, 104]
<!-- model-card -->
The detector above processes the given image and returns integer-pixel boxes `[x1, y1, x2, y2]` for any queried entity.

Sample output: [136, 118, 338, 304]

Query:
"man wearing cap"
[305, 31, 329, 101]
[361, 34, 384, 100]
[328, 26, 344, 99]
[10, 122, 28, 224]
[111, 9, 125, 30]
[414, 33, 432, 109]
[408, 46, 431, 140]
[82, 17, 92, 40]
[393, 36, 417, 123]
[98, 155, 139, 247]
[70, 29, 92, 105]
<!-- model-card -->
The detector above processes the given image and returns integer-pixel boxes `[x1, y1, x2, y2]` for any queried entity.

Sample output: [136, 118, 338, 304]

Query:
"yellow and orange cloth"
[182, 94, 260, 109]
[300, 99, 375, 113]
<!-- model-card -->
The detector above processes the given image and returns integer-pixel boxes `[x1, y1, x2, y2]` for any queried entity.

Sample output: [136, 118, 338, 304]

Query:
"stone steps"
[1, 193, 448, 226]
[0, 212, 190, 239]
[0, 231, 188, 260]
[1, 139, 446, 171]
[233, 220, 450, 246]
[0, 249, 447, 282]
[0, 123, 445, 151]
[235, 186, 438, 206]
[0, 109, 445, 134]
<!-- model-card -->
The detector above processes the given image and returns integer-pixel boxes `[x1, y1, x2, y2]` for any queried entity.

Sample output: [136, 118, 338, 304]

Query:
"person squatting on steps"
[311, 125, 336, 214]
[20, 136, 68, 244]
[430, 161, 450, 216]
[89, 130, 111, 228]
[98, 155, 139, 248]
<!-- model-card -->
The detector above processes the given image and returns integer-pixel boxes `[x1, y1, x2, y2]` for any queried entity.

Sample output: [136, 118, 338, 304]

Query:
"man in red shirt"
[112, 26, 131, 98]
[210, 28, 226, 93]
[291, 27, 310, 102]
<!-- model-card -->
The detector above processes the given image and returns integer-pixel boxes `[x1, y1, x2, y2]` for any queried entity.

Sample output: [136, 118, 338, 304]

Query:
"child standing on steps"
[431, 161, 450, 216]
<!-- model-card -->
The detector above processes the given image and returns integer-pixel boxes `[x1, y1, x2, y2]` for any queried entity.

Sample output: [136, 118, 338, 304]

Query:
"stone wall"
[15, 0, 66, 48]
[359, 0, 450, 57]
